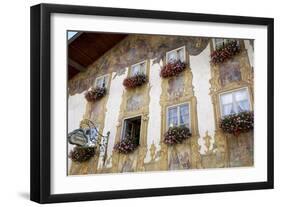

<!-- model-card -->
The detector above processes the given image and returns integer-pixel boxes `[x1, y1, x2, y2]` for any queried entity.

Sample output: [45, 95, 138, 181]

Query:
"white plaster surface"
[190, 44, 215, 154]
[144, 59, 163, 163]
[68, 93, 87, 132]
[67, 92, 87, 171]
[101, 69, 128, 168]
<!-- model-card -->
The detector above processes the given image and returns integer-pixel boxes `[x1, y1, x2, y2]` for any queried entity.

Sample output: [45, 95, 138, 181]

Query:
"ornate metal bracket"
[67, 119, 110, 165]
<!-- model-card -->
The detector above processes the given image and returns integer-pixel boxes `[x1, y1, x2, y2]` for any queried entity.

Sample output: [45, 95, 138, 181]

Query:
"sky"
[67, 31, 78, 40]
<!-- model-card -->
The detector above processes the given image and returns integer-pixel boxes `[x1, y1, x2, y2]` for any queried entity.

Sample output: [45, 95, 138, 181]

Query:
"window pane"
[96, 78, 102, 88]
[101, 77, 106, 88]
[127, 123, 133, 138]
[221, 93, 234, 116]
[131, 64, 140, 76]
[123, 122, 133, 139]
[96, 76, 108, 88]
[167, 51, 177, 63]
[140, 62, 146, 74]
[237, 100, 250, 112]
[234, 89, 248, 101]
[103, 76, 109, 88]
[221, 93, 233, 105]
[122, 122, 128, 140]
[215, 38, 224, 49]
[220, 88, 250, 117]
[177, 48, 185, 62]
[222, 103, 234, 116]
[234, 89, 250, 112]
[168, 107, 178, 127]
[179, 104, 189, 126]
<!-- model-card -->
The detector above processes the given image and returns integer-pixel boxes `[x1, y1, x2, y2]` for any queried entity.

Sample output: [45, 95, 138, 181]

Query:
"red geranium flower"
[163, 126, 191, 145]
[220, 111, 254, 136]
[160, 60, 186, 78]
[211, 40, 240, 64]
[85, 87, 107, 102]
[123, 73, 147, 89]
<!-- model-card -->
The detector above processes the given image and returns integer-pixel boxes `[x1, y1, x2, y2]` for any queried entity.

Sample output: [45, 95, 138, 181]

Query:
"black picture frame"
[30, 3, 274, 204]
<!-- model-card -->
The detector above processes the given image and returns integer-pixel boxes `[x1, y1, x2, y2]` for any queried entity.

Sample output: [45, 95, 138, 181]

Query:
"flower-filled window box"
[85, 87, 107, 102]
[124, 61, 148, 89]
[69, 146, 96, 162]
[114, 137, 139, 154]
[114, 116, 141, 154]
[163, 126, 192, 145]
[220, 111, 254, 136]
[160, 60, 187, 78]
[161, 46, 187, 78]
[123, 73, 148, 89]
[165, 103, 191, 145]
[211, 40, 240, 64]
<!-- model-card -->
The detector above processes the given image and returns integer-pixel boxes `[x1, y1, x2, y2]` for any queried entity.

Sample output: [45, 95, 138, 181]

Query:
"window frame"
[129, 60, 147, 77]
[94, 74, 110, 88]
[166, 46, 186, 64]
[166, 102, 191, 130]
[218, 87, 252, 118]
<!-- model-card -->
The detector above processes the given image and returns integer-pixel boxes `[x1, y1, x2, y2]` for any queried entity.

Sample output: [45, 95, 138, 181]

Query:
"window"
[166, 46, 186, 64]
[122, 116, 141, 145]
[95, 74, 109, 88]
[167, 103, 190, 128]
[130, 61, 146, 77]
[219, 88, 251, 117]
[214, 38, 238, 49]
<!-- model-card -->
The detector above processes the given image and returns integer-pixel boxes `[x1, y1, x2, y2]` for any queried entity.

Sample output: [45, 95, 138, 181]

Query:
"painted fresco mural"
[68, 34, 209, 95]
[219, 60, 242, 86]
[67, 33, 254, 175]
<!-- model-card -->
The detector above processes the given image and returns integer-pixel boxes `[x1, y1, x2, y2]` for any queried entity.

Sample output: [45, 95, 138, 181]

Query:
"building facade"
[68, 34, 254, 175]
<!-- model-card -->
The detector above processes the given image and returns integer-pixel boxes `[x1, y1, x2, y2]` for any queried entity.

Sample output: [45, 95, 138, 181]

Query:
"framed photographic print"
[30, 3, 274, 203]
